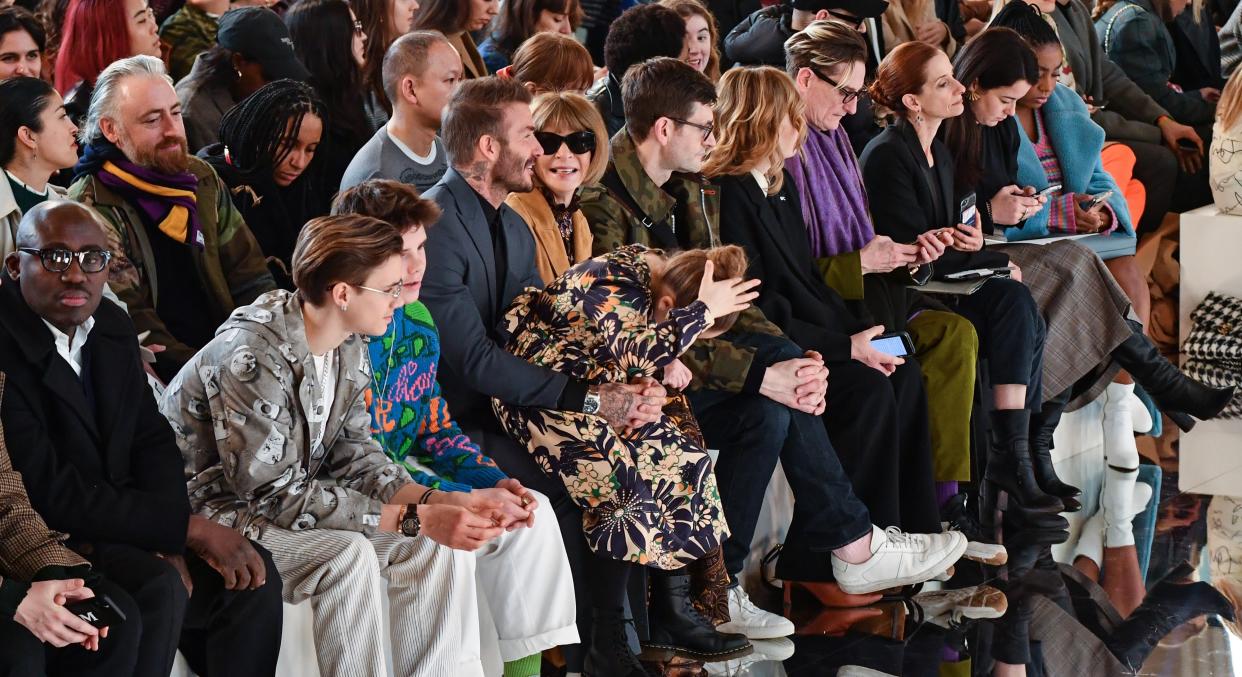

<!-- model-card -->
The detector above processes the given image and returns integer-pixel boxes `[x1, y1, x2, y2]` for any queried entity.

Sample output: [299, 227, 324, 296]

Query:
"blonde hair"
[654, 245, 749, 334]
[659, 0, 722, 83]
[702, 66, 807, 195]
[530, 91, 610, 184]
[1220, 66, 1242, 131]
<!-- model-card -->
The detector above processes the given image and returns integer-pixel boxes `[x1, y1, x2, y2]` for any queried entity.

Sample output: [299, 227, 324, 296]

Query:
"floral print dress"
[493, 244, 729, 569]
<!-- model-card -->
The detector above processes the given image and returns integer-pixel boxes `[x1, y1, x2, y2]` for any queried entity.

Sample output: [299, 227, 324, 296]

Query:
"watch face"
[584, 392, 601, 415]
[401, 517, 419, 536]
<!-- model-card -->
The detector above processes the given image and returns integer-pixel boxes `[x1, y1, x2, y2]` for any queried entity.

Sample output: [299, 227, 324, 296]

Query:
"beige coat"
[881, 0, 956, 57]
[504, 189, 593, 285]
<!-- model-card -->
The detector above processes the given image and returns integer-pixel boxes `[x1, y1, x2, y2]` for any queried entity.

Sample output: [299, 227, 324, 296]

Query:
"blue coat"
[1011, 84, 1136, 255]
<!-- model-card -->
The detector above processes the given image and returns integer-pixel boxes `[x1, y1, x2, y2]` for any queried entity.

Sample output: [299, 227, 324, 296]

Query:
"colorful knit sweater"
[368, 301, 507, 492]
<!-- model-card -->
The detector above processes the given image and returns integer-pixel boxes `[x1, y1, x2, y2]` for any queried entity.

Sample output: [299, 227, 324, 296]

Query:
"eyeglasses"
[18, 248, 112, 274]
[534, 130, 596, 155]
[669, 117, 715, 142]
[352, 19, 365, 36]
[352, 281, 403, 300]
[827, 9, 865, 29]
[812, 69, 863, 105]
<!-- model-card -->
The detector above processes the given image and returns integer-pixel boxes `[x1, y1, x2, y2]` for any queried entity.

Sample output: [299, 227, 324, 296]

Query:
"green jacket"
[159, 3, 219, 83]
[580, 129, 785, 394]
[69, 155, 276, 379]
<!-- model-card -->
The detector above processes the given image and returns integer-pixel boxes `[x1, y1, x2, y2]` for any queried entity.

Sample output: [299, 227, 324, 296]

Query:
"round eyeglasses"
[18, 248, 113, 274]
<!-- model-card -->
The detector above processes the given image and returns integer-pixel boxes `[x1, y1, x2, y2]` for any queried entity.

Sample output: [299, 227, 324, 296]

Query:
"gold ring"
[520, 496, 532, 507]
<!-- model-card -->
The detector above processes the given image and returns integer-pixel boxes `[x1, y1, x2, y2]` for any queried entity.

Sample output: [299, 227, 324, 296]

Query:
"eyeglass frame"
[667, 117, 715, 142]
[17, 247, 113, 274]
[351, 281, 404, 300]
[811, 68, 864, 105]
[534, 130, 596, 155]
[826, 9, 865, 29]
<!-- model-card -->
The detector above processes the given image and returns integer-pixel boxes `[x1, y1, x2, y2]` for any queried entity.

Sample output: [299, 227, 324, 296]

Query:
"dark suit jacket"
[716, 172, 869, 363]
[859, 122, 1009, 277]
[0, 283, 190, 554]
[420, 167, 570, 428]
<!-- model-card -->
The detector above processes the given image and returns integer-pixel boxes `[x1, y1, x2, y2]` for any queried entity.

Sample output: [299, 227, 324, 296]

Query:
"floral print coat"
[493, 245, 729, 569]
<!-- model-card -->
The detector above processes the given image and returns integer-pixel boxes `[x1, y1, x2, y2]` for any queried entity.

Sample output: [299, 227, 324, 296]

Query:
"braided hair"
[988, 0, 1061, 50]
[217, 79, 325, 183]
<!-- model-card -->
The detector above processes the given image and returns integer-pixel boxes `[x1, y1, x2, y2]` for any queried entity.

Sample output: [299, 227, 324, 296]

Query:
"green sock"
[502, 653, 541, 677]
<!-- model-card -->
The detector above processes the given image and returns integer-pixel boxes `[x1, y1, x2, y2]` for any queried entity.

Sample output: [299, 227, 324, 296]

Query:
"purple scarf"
[81, 140, 204, 250]
[785, 126, 874, 257]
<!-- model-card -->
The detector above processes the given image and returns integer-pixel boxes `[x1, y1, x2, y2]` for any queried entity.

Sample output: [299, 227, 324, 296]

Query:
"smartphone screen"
[870, 335, 909, 357]
[1036, 184, 1062, 199]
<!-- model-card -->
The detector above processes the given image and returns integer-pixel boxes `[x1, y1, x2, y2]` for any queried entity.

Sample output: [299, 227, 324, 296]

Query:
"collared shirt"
[42, 316, 95, 377]
[470, 186, 508, 307]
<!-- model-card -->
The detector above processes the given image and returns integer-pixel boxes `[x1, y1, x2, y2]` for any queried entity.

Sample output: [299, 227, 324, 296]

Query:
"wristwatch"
[583, 385, 602, 415]
[399, 504, 421, 537]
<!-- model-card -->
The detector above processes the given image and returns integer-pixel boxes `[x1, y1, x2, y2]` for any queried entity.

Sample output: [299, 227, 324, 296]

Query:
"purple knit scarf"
[785, 126, 874, 257]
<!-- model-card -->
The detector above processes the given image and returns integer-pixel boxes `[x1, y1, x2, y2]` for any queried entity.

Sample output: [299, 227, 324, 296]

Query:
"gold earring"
[966, 91, 980, 102]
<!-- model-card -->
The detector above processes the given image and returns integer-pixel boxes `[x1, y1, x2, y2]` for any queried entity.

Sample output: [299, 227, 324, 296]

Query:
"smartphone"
[959, 193, 977, 227]
[65, 594, 127, 629]
[1035, 183, 1063, 199]
[943, 268, 996, 281]
[870, 331, 915, 357]
[1082, 190, 1114, 210]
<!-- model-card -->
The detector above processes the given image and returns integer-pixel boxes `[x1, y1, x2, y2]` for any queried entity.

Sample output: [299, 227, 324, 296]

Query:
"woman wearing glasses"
[285, 0, 373, 211]
[504, 92, 609, 285]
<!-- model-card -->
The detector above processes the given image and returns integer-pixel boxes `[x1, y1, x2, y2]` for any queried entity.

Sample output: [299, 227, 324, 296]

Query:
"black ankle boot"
[1030, 389, 1082, 512]
[1104, 563, 1236, 672]
[982, 410, 1063, 519]
[643, 573, 752, 662]
[1112, 319, 1235, 431]
[583, 607, 649, 677]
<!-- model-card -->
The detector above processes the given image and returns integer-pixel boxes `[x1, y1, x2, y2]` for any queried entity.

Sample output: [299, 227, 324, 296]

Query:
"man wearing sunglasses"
[723, 0, 887, 69]
[0, 201, 284, 677]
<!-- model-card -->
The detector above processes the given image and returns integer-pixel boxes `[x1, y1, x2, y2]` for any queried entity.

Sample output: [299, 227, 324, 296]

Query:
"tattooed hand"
[596, 381, 664, 430]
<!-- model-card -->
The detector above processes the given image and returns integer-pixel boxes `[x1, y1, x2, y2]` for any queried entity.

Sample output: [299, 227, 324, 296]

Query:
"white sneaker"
[716, 586, 795, 639]
[838, 666, 898, 676]
[831, 526, 968, 595]
[915, 584, 1008, 628]
[711, 637, 795, 673]
[963, 540, 1008, 565]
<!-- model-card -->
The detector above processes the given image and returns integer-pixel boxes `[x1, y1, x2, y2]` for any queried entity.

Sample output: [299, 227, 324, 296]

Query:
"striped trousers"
[257, 490, 578, 676]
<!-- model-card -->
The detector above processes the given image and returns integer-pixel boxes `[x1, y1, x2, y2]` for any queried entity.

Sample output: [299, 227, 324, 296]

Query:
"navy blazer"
[420, 167, 569, 426]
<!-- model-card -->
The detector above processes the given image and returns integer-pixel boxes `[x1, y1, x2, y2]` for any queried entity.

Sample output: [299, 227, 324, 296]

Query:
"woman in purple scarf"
[783, 22, 980, 504]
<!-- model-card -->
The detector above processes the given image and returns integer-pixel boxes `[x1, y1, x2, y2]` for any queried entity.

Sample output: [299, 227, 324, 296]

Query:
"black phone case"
[65, 594, 127, 628]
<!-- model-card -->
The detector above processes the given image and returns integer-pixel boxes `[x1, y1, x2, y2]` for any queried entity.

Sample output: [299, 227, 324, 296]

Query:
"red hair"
[54, 0, 134, 94]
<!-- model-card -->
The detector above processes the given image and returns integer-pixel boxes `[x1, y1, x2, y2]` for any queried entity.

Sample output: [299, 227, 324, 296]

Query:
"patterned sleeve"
[585, 255, 713, 379]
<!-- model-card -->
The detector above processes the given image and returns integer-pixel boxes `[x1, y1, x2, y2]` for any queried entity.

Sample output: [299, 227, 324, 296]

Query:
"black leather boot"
[583, 607, 649, 677]
[1112, 319, 1235, 431]
[1104, 563, 1236, 672]
[981, 410, 1063, 526]
[643, 573, 752, 662]
[1030, 388, 1082, 512]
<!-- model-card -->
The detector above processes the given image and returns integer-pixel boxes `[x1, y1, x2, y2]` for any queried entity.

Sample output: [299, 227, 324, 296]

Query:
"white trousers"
[258, 489, 577, 677]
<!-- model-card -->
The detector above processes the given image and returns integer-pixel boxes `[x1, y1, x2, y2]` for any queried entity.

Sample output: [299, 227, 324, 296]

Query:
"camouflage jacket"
[69, 155, 277, 381]
[159, 3, 219, 83]
[580, 129, 785, 394]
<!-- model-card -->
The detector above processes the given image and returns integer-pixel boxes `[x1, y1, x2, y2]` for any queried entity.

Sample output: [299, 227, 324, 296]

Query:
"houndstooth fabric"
[1182, 292, 1242, 418]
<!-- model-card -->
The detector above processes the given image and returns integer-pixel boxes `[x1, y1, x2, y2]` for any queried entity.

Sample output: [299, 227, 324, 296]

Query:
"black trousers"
[953, 277, 1046, 411]
[1118, 136, 1211, 234]
[689, 332, 872, 583]
[820, 358, 942, 536]
[88, 541, 283, 677]
[0, 574, 143, 677]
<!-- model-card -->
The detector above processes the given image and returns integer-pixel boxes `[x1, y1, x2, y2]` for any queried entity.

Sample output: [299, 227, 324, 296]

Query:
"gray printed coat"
[160, 290, 411, 538]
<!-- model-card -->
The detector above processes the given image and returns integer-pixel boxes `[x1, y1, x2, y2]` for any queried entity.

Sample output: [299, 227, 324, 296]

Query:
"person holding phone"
[861, 41, 1070, 536]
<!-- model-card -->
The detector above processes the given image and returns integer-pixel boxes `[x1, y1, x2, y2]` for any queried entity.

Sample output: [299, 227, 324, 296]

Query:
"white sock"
[1102, 383, 1141, 547]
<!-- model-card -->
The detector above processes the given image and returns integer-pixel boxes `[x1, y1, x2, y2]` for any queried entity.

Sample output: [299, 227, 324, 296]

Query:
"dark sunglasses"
[812, 69, 863, 105]
[534, 130, 596, 155]
[18, 247, 112, 274]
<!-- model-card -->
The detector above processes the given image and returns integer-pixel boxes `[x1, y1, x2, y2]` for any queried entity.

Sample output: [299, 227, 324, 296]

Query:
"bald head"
[6, 200, 112, 335]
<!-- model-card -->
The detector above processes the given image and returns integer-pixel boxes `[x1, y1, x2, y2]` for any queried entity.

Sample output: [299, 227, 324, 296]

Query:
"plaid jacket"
[0, 373, 87, 587]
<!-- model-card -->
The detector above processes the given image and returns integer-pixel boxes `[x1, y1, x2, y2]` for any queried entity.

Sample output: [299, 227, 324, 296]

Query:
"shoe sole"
[638, 641, 754, 663]
[715, 622, 795, 640]
[836, 536, 970, 595]
[962, 546, 1008, 566]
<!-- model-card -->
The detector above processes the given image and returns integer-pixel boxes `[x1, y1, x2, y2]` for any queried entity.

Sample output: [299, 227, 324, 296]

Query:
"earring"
[915, 112, 924, 124]
[236, 70, 243, 79]
[340, 303, 349, 312]
[966, 90, 981, 102]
